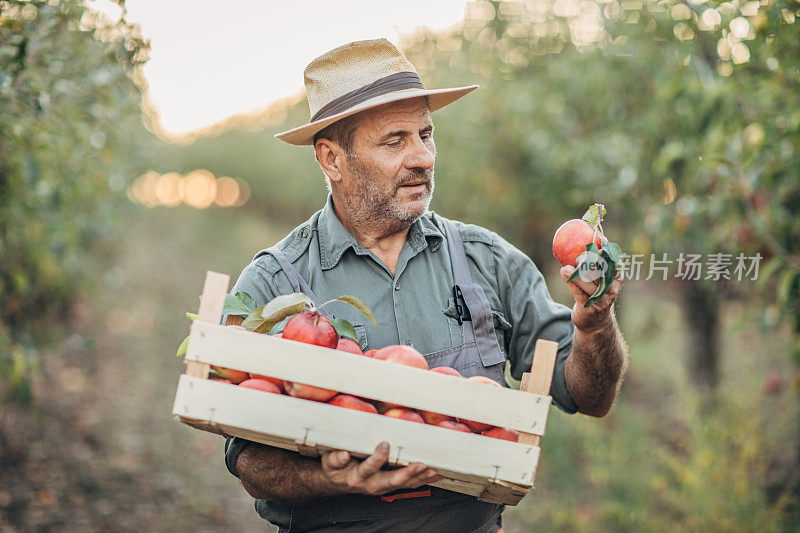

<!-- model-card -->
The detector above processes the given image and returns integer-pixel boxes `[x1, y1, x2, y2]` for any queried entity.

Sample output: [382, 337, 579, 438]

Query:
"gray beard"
[339, 157, 435, 239]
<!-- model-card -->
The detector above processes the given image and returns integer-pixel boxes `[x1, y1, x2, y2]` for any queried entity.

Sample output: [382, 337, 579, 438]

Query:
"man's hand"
[321, 441, 442, 496]
[559, 265, 623, 333]
[559, 265, 629, 417]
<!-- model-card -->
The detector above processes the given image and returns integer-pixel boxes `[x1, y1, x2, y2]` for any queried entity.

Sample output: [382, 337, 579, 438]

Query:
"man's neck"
[331, 200, 411, 276]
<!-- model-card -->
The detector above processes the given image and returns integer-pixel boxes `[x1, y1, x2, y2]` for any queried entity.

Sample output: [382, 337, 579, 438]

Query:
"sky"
[89, 0, 473, 135]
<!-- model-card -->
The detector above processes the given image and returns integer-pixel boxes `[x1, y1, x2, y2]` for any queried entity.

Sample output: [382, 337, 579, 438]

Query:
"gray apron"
[260, 218, 507, 533]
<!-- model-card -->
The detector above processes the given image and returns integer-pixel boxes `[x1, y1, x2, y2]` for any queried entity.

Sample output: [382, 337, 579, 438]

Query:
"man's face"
[335, 97, 435, 235]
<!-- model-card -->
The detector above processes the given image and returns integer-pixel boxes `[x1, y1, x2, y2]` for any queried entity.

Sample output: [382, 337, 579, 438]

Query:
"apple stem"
[317, 298, 338, 313]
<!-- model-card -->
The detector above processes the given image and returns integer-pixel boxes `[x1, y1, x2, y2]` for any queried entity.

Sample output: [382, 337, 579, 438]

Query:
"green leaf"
[242, 293, 313, 334]
[603, 241, 622, 263]
[238, 291, 256, 311]
[603, 252, 617, 288]
[320, 295, 377, 326]
[185, 312, 199, 321]
[223, 291, 257, 317]
[581, 204, 606, 226]
[330, 318, 359, 343]
[584, 274, 607, 308]
[176, 335, 189, 359]
[241, 305, 265, 331]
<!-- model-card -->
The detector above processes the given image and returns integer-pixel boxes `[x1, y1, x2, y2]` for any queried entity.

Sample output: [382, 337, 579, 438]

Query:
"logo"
[574, 250, 609, 282]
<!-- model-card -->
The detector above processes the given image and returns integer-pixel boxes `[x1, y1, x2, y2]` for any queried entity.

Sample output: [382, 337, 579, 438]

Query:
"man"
[223, 38, 629, 532]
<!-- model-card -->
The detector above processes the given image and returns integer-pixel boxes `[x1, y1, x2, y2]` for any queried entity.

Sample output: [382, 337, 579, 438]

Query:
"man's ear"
[314, 138, 345, 184]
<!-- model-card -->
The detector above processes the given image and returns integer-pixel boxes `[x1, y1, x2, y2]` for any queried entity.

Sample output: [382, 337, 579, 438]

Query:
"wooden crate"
[173, 271, 559, 505]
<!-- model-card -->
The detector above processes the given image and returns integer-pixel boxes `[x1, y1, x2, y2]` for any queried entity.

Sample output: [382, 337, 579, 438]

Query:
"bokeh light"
[127, 170, 249, 208]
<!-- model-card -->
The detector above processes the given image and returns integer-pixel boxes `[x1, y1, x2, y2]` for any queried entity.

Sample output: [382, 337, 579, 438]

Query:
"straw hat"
[275, 38, 478, 146]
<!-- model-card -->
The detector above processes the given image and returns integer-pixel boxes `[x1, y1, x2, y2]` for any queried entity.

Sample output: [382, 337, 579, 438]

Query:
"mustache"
[396, 169, 434, 188]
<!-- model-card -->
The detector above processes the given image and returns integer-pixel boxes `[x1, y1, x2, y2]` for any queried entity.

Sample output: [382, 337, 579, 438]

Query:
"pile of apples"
[210, 311, 519, 443]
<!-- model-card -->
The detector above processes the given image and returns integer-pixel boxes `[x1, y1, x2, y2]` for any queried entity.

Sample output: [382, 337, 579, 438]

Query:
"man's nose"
[405, 136, 435, 170]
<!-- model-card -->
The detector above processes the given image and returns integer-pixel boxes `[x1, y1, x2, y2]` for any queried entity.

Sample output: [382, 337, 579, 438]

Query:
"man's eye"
[387, 140, 401, 146]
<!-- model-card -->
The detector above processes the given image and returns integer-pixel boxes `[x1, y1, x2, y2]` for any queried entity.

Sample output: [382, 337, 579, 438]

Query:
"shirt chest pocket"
[348, 322, 369, 352]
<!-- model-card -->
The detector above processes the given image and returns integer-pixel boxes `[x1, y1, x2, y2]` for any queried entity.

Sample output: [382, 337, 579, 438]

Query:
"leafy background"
[1, 0, 798, 530]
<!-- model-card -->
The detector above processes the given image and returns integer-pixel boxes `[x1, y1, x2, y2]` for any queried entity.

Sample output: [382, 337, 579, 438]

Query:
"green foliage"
[329, 318, 358, 344]
[223, 291, 257, 317]
[319, 295, 377, 326]
[0, 0, 150, 400]
[519, 386, 796, 532]
[242, 292, 314, 333]
[400, 0, 800, 354]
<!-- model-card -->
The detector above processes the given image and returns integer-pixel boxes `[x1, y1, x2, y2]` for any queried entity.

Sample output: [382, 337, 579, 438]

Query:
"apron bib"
[260, 218, 506, 533]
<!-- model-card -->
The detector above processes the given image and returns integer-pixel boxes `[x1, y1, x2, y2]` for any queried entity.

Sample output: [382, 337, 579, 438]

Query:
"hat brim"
[275, 85, 479, 146]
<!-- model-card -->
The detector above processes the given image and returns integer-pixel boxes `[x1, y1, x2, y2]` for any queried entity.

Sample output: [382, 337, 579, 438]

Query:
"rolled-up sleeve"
[493, 235, 578, 414]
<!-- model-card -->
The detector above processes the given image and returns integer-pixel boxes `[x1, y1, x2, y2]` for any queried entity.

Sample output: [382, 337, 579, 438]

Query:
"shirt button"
[394, 284, 400, 291]
[300, 227, 309, 238]
[404, 340, 413, 347]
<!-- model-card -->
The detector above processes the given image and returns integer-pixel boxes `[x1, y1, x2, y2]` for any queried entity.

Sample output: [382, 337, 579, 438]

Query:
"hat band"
[311, 71, 425, 122]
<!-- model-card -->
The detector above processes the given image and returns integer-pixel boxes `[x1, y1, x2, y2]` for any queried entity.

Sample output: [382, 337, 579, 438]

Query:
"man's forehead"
[356, 98, 432, 134]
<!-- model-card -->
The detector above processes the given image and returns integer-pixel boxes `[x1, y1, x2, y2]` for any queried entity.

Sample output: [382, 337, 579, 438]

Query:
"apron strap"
[441, 219, 505, 368]
[255, 247, 332, 319]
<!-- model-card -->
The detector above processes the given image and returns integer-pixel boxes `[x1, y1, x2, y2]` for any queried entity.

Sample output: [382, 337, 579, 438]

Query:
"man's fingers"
[399, 467, 442, 489]
[354, 441, 390, 479]
[385, 463, 428, 487]
[321, 449, 352, 471]
[560, 266, 592, 303]
[366, 464, 440, 494]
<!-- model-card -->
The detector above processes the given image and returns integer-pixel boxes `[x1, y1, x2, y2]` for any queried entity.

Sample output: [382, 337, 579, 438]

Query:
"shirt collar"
[317, 195, 445, 270]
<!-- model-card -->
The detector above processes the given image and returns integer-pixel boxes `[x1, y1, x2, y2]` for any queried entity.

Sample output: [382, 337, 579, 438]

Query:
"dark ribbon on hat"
[311, 71, 425, 122]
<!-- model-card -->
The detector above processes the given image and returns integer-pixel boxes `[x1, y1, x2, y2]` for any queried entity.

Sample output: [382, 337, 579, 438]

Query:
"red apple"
[364, 349, 379, 357]
[482, 427, 520, 442]
[209, 378, 232, 384]
[552, 219, 603, 267]
[430, 366, 462, 377]
[248, 373, 284, 391]
[437, 420, 472, 433]
[281, 312, 338, 400]
[383, 408, 425, 423]
[282, 312, 338, 348]
[374, 345, 429, 370]
[463, 376, 503, 432]
[285, 381, 337, 402]
[416, 368, 464, 423]
[239, 379, 282, 394]
[336, 338, 364, 355]
[468, 376, 502, 387]
[421, 411, 455, 426]
[327, 394, 378, 414]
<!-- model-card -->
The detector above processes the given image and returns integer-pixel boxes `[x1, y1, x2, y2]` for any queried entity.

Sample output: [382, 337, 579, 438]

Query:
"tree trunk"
[678, 279, 720, 391]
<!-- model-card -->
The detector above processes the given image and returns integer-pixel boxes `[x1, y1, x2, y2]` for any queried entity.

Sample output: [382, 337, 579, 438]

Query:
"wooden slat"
[478, 479, 530, 505]
[186, 271, 230, 379]
[177, 415, 534, 506]
[185, 322, 551, 434]
[518, 339, 558, 447]
[172, 375, 540, 486]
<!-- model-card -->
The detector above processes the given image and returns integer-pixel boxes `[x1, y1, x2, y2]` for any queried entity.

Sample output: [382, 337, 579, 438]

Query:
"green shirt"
[229, 195, 577, 413]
